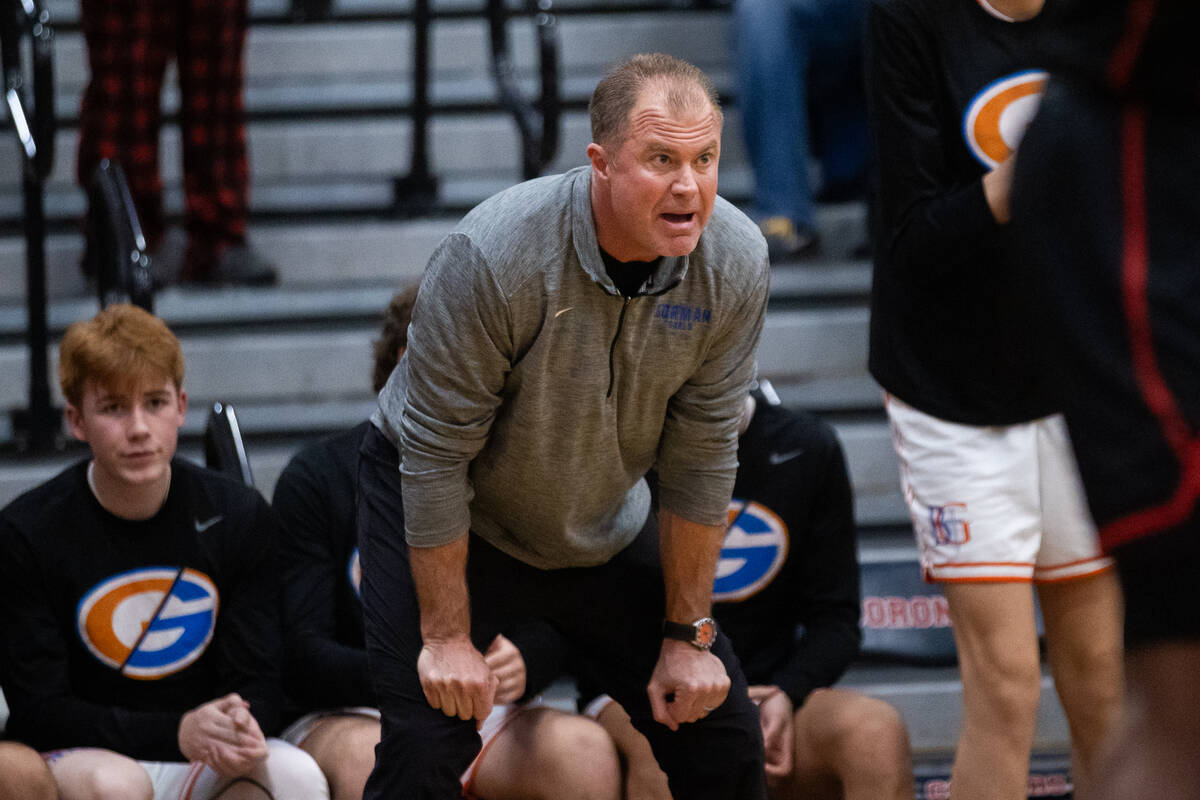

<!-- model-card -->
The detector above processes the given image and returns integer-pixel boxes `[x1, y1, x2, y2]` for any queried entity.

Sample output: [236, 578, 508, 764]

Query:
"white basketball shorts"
[885, 394, 1114, 583]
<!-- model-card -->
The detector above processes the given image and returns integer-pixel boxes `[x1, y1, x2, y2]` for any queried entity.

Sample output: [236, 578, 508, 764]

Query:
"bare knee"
[301, 716, 379, 800]
[955, 631, 1042, 730]
[804, 691, 912, 786]
[252, 740, 329, 800]
[534, 714, 621, 800]
[58, 757, 153, 800]
[0, 742, 56, 800]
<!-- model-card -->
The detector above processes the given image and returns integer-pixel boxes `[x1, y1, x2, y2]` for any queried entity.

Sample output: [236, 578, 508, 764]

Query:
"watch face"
[695, 618, 717, 648]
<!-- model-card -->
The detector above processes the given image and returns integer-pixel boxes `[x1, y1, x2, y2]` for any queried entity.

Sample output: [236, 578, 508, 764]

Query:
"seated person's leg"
[288, 713, 380, 800]
[782, 688, 912, 800]
[213, 739, 328, 800]
[0, 741, 57, 800]
[466, 706, 620, 800]
[46, 748, 153, 800]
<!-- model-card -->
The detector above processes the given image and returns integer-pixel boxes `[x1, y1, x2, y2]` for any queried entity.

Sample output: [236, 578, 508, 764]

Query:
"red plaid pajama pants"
[77, 0, 249, 276]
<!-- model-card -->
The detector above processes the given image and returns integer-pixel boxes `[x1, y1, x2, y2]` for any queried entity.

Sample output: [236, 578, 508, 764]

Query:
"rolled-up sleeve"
[656, 264, 769, 525]
[382, 234, 514, 547]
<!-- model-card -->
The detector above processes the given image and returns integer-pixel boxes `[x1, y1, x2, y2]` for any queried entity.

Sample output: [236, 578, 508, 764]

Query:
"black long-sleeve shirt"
[273, 423, 569, 719]
[0, 460, 283, 760]
[865, 0, 1056, 425]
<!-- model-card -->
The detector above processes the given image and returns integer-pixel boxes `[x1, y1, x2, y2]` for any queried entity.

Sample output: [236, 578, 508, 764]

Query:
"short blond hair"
[589, 53, 722, 149]
[59, 304, 184, 407]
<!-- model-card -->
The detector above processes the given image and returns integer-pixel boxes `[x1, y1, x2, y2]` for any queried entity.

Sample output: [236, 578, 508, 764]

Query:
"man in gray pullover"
[358, 53, 771, 799]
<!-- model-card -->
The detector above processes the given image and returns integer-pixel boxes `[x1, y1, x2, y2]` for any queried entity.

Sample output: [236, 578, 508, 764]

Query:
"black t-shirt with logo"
[0, 459, 281, 760]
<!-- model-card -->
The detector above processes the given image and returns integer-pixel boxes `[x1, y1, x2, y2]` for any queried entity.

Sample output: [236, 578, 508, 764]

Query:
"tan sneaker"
[760, 216, 820, 263]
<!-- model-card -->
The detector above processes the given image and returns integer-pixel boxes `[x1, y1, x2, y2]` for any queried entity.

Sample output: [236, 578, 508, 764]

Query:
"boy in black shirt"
[0, 304, 327, 800]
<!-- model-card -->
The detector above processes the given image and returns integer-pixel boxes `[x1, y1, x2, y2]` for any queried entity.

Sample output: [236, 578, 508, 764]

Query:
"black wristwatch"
[663, 617, 718, 651]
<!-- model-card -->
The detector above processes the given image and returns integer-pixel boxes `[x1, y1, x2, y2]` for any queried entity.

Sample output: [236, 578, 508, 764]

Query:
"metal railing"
[204, 402, 256, 487]
[3, 0, 56, 452]
[88, 159, 154, 313]
[393, 0, 562, 212]
[392, 0, 439, 215]
[487, 0, 561, 181]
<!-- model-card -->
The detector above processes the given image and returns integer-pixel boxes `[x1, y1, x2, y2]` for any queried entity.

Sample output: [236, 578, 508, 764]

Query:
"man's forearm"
[658, 508, 725, 623]
[408, 533, 472, 641]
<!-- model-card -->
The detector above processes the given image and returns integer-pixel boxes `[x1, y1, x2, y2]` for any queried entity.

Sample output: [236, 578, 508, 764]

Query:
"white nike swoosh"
[768, 449, 805, 466]
[555, 307, 574, 318]
[194, 515, 224, 533]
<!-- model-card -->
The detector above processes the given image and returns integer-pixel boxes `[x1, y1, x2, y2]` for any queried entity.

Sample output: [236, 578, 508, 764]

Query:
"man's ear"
[586, 142, 610, 180]
[176, 388, 188, 422]
[64, 403, 88, 443]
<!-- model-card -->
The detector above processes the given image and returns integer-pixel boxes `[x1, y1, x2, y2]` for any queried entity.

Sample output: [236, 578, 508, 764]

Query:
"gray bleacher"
[0, 1, 1074, 796]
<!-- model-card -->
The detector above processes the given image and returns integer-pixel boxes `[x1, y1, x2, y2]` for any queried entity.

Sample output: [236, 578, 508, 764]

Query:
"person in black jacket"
[579, 383, 913, 800]
[273, 285, 621, 800]
[0, 305, 326, 800]
[1011, 2, 1200, 797]
[864, 1, 1124, 797]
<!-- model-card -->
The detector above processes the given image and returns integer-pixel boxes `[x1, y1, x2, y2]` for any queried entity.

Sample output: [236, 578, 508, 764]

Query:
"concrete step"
[2, 8, 739, 220]
[0, 410, 902, 531]
[838, 663, 1071, 763]
[0, 107, 750, 218]
[43, 0, 729, 27]
[44, 11, 734, 119]
[0, 194, 867, 300]
[0, 264, 876, 410]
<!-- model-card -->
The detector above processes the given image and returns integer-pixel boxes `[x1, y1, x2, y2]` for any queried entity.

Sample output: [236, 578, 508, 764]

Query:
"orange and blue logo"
[962, 70, 1048, 169]
[76, 567, 219, 680]
[713, 499, 788, 602]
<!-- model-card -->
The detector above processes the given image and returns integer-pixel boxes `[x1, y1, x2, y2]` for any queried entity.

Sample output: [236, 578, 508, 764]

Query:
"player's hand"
[749, 685, 794, 777]
[178, 693, 269, 777]
[646, 639, 730, 731]
[483, 634, 527, 705]
[418, 634, 498, 729]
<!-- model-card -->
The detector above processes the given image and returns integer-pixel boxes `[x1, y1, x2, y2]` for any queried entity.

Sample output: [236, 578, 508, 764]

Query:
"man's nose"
[672, 164, 698, 195]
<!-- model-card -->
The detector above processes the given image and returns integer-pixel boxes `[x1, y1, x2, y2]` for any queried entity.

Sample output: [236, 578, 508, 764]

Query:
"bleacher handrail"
[88, 159, 154, 313]
[2, 0, 54, 180]
[3, 0, 58, 453]
[487, 0, 561, 180]
[204, 402, 256, 488]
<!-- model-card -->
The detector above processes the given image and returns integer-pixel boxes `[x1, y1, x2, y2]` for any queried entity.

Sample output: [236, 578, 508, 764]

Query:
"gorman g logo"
[76, 567, 219, 680]
[963, 69, 1048, 169]
[713, 499, 788, 603]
